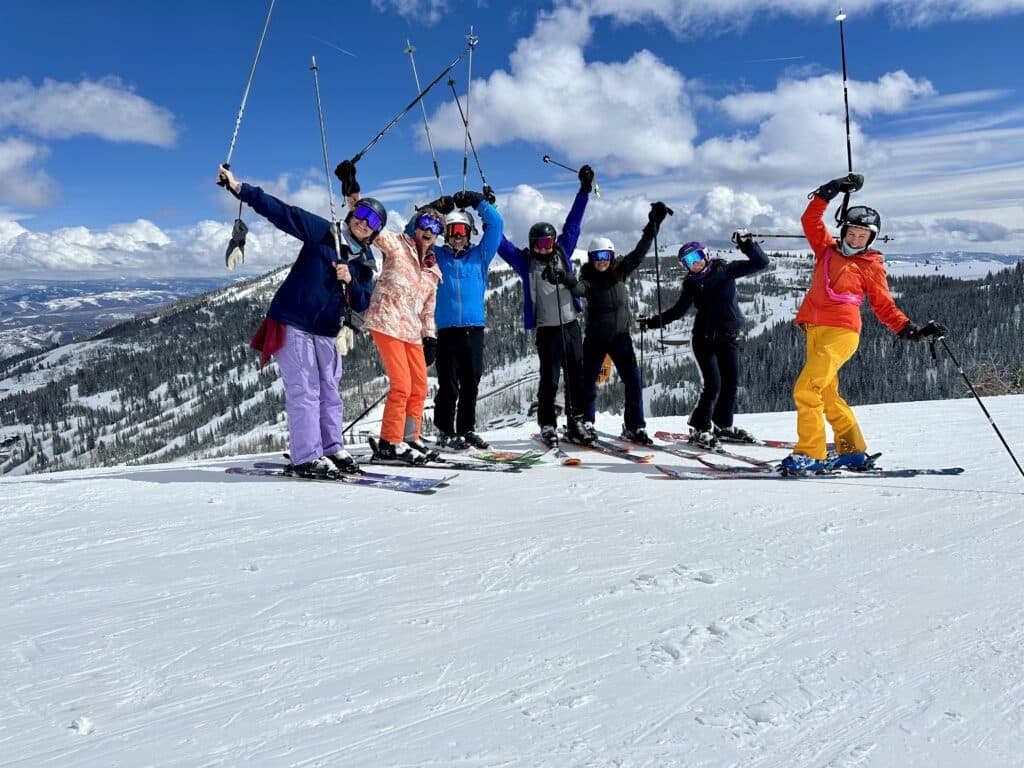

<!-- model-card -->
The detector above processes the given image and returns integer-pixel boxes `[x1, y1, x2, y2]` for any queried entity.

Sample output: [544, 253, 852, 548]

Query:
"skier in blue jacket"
[413, 190, 504, 450]
[217, 165, 377, 478]
[497, 166, 593, 447]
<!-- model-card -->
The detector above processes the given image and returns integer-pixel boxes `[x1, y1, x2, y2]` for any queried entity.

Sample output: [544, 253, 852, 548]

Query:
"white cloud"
[370, 0, 446, 24]
[0, 138, 59, 209]
[0, 77, 177, 146]
[426, 4, 697, 175]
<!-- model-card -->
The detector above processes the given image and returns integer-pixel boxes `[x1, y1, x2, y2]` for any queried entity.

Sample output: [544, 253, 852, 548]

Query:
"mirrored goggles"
[681, 249, 707, 268]
[589, 249, 614, 263]
[445, 222, 470, 239]
[532, 235, 556, 251]
[351, 204, 383, 231]
[415, 214, 443, 235]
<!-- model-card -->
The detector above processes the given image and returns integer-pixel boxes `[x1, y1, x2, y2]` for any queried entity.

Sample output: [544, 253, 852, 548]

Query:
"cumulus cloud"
[370, 0, 447, 24]
[0, 137, 59, 209]
[933, 217, 1013, 242]
[0, 77, 177, 146]
[426, 4, 697, 174]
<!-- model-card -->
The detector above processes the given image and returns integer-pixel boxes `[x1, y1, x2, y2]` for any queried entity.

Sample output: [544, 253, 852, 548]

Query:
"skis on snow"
[226, 464, 454, 493]
[655, 464, 965, 481]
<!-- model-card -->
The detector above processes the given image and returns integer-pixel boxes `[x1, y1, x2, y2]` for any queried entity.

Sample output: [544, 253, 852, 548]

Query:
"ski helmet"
[528, 222, 557, 254]
[678, 241, 712, 278]
[347, 198, 387, 245]
[840, 205, 881, 252]
[445, 209, 477, 240]
[587, 236, 615, 263]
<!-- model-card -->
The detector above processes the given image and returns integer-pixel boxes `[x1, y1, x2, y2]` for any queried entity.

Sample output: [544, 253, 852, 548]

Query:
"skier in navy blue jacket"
[639, 231, 769, 449]
[218, 165, 377, 478]
[497, 166, 593, 447]
[411, 190, 504, 450]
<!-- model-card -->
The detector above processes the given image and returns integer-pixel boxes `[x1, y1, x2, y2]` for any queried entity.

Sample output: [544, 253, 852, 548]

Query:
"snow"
[3, 396, 1024, 767]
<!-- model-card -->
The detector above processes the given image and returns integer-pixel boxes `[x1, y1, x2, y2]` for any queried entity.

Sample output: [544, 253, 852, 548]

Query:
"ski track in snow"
[1, 397, 1023, 766]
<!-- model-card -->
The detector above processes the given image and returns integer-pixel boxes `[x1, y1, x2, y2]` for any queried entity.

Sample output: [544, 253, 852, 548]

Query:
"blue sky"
[1, 0, 1022, 276]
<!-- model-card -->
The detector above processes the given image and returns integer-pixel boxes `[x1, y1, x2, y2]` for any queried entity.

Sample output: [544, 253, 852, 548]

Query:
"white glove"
[225, 218, 248, 270]
[335, 326, 355, 356]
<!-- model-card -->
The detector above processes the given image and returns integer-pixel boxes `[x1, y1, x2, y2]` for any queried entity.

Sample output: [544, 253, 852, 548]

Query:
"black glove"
[334, 159, 360, 197]
[578, 164, 594, 194]
[649, 201, 670, 226]
[453, 190, 485, 209]
[422, 337, 438, 366]
[428, 196, 455, 215]
[907, 320, 948, 340]
[811, 172, 864, 201]
[541, 264, 568, 286]
[732, 229, 755, 249]
[898, 321, 923, 342]
[483, 185, 496, 205]
[637, 316, 661, 331]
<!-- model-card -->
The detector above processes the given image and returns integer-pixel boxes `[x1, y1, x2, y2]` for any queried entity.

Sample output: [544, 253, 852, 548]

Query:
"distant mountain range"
[0, 276, 242, 363]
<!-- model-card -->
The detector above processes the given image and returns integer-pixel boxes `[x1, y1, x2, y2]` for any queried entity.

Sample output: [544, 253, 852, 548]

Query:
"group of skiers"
[217, 159, 944, 479]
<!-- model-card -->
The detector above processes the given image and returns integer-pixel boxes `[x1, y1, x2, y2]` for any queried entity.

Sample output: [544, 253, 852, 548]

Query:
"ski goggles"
[351, 203, 384, 232]
[589, 249, 614, 263]
[680, 248, 707, 268]
[415, 214, 443, 235]
[531, 235, 556, 251]
[445, 222, 470, 238]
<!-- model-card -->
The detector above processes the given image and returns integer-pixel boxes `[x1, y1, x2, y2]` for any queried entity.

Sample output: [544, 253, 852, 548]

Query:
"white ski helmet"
[444, 209, 477, 239]
[587, 236, 616, 263]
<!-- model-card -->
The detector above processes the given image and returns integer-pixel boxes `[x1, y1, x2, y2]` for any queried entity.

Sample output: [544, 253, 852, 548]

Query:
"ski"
[653, 430, 836, 452]
[651, 431, 774, 467]
[655, 464, 964, 481]
[562, 433, 653, 464]
[227, 465, 452, 493]
[364, 439, 522, 473]
[430, 442, 549, 466]
[530, 434, 583, 466]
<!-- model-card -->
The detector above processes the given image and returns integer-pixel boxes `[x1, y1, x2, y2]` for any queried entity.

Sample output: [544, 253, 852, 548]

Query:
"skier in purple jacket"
[218, 165, 377, 479]
[497, 165, 593, 447]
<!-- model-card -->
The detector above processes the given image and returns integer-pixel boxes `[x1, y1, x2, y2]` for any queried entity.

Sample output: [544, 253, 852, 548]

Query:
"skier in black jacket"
[552, 203, 669, 445]
[639, 231, 769, 449]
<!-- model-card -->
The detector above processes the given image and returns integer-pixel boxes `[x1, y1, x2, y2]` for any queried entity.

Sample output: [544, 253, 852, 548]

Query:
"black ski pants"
[433, 326, 485, 435]
[581, 331, 645, 430]
[535, 320, 585, 428]
[689, 329, 742, 431]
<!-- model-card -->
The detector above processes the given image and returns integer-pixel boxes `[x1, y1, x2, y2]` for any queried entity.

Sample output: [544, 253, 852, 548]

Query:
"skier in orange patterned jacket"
[780, 172, 944, 475]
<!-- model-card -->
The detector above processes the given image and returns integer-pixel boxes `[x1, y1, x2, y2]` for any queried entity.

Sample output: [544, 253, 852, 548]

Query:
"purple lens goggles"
[416, 214, 443, 235]
[532, 235, 556, 251]
[352, 204, 383, 231]
[589, 249, 614, 263]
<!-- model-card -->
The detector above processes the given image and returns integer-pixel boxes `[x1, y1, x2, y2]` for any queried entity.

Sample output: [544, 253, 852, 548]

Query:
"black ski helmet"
[528, 222, 557, 253]
[840, 205, 881, 248]
[346, 197, 388, 245]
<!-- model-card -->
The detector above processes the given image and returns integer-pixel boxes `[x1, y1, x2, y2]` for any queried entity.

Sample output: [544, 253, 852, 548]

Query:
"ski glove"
[453, 190, 485, 209]
[899, 320, 948, 342]
[649, 201, 672, 226]
[637, 316, 661, 331]
[811, 172, 864, 202]
[483, 185, 496, 205]
[427, 196, 455, 215]
[541, 264, 571, 286]
[336, 326, 355, 356]
[422, 337, 438, 367]
[334, 159, 360, 197]
[578, 164, 595, 194]
[732, 229, 756, 250]
[225, 218, 248, 270]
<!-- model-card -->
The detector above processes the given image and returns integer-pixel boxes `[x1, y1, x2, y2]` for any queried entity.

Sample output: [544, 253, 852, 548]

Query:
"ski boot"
[407, 439, 441, 462]
[539, 425, 560, 448]
[436, 432, 469, 451]
[286, 456, 341, 479]
[621, 425, 653, 446]
[372, 438, 427, 465]
[687, 427, 720, 450]
[462, 431, 490, 449]
[826, 451, 878, 471]
[713, 424, 758, 444]
[778, 453, 826, 475]
[565, 417, 594, 445]
[326, 450, 361, 475]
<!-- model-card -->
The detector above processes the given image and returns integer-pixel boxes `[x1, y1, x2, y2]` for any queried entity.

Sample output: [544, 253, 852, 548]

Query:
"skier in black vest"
[558, 202, 669, 445]
[639, 231, 769, 449]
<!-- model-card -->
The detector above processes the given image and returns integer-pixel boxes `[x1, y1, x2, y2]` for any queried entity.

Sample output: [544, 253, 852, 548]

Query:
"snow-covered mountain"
[0, 277, 241, 362]
[3, 396, 1023, 767]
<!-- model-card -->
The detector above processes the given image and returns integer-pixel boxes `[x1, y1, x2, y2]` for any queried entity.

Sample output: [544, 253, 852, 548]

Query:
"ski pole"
[404, 40, 444, 195]
[447, 78, 490, 191]
[343, 392, 387, 437]
[462, 27, 478, 193]
[834, 8, 854, 227]
[653, 229, 665, 348]
[219, 0, 277, 183]
[310, 56, 343, 260]
[350, 43, 472, 164]
[929, 333, 1024, 479]
[542, 155, 601, 198]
